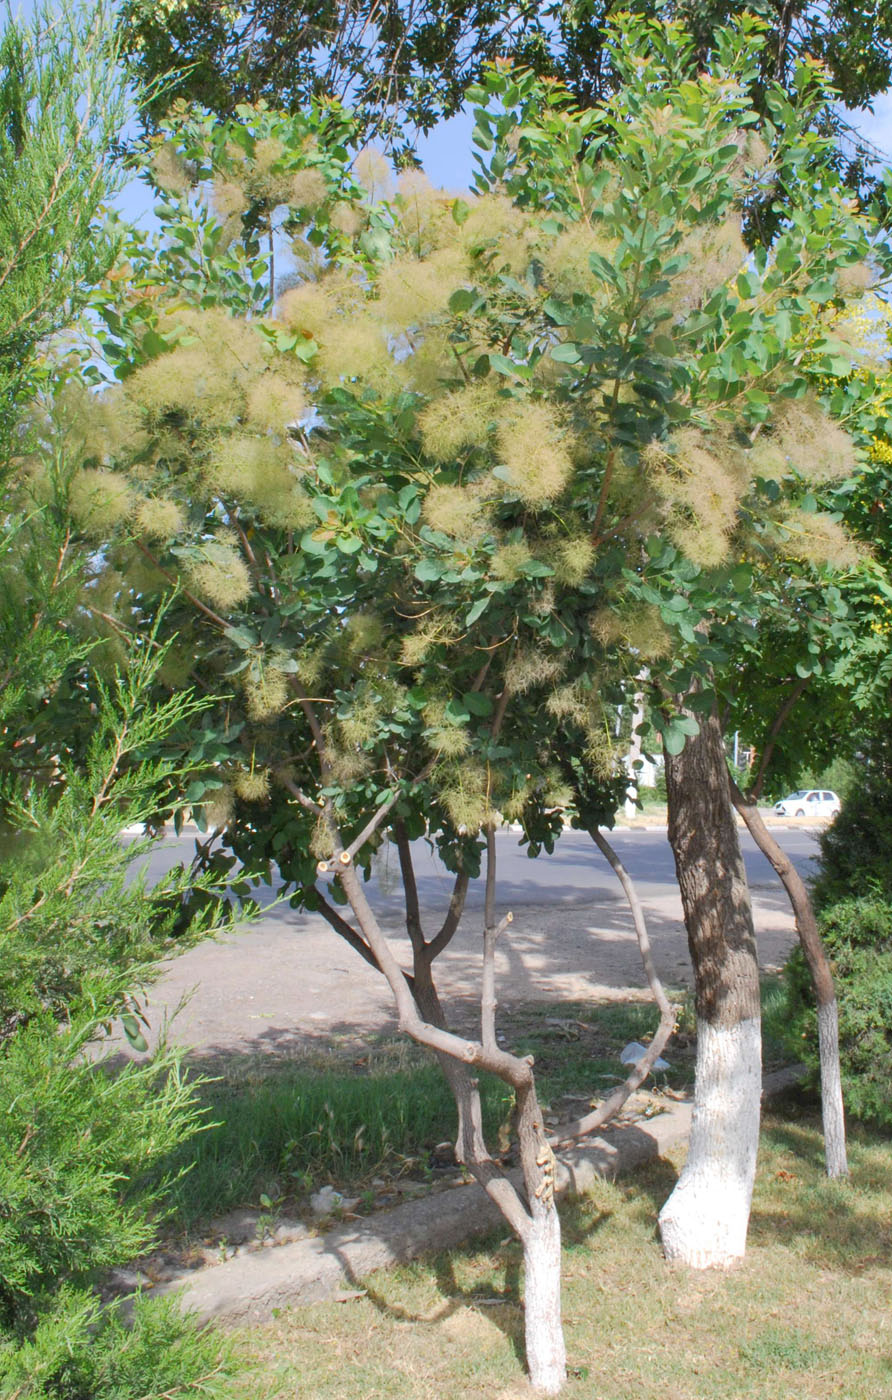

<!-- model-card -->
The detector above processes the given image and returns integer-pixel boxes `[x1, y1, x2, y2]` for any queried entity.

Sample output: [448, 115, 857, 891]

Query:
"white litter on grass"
[310, 1186, 359, 1217]
[620, 1041, 670, 1072]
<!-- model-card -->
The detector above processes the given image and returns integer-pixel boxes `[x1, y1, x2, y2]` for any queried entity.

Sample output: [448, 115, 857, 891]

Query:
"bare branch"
[426, 867, 470, 960]
[482, 911, 513, 1056]
[552, 826, 675, 1146]
[314, 891, 383, 976]
[394, 817, 425, 957]
[750, 674, 811, 800]
[279, 773, 323, 816]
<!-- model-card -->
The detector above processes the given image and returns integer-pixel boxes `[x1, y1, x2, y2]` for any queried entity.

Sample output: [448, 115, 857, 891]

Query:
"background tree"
[118, 0, 892, 198]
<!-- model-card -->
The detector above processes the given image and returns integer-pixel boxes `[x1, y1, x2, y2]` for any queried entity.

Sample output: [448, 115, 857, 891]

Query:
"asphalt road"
[141, 820, 822, 915]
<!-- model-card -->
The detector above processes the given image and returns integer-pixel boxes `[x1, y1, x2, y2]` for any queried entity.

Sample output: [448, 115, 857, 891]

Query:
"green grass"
[160, 983, 790, 1234]
[159, 998, 681, 1231]
[161, 1044, 512, 1230]
[239, 1113, 892, 1399]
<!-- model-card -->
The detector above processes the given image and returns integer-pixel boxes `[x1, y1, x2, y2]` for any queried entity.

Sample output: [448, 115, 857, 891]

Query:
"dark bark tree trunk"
[659, 704, 762, 1267]
[729, 778, 848, 1178]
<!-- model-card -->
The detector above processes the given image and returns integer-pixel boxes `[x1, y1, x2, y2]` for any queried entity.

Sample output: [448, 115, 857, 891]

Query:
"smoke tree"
[57, 14, 889, 1380]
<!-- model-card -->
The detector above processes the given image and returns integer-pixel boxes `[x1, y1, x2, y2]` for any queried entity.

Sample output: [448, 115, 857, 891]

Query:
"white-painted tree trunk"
[818, 998, 848, 1179]
[659, 1015, 762, 1268]
[523, 1207, 566, 1396]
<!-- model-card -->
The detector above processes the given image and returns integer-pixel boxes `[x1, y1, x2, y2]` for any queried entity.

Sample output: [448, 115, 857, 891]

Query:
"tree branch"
[750, 673, 810, 800]
[552, 826, 675, 1146]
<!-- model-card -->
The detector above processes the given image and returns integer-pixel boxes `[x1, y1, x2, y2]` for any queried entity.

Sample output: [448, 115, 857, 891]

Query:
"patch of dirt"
[125, 884, 795, 1064]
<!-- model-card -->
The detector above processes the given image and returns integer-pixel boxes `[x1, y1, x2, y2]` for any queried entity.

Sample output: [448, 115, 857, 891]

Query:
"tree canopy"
[119, 0, 892, 182]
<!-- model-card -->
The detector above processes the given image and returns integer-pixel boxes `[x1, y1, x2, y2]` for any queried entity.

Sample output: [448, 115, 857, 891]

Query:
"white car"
[774, 789, 841, 818]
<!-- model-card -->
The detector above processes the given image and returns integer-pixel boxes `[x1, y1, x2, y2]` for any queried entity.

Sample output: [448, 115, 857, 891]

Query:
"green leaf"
[335, 534, 363, 554]
[550, 342, 582, 364]
[224, 625, 258, 650]
[662, 726, 688, 756]
[452, 198, 470, 225]
[120, 1014, 148, 1054]
[463, 691, 493, 717]
[445, 698, 470, 724]
[448, 287, 476, 312]
[488, 351, 518, 377]
[520, 559, 554, 579]
[414, 558, 443, 582]
[731, 565, 753, 592]
[465, 596, 491, 625]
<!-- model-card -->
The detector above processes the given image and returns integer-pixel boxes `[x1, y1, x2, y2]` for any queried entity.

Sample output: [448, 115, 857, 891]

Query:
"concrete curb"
[151, 1066, 803, 1325]
[157, 1104, 691, 1325]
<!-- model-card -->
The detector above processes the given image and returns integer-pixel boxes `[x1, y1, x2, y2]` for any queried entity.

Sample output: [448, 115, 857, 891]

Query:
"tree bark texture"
[659, 705, 762, 1267]
[729, 780, 848, 1179]
[514, 1074, 566, 1394]
[522, 1207, 566, 1395]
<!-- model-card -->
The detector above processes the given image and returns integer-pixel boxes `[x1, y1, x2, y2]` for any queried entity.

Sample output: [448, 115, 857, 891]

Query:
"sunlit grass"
[241, 1115, 892, 1399]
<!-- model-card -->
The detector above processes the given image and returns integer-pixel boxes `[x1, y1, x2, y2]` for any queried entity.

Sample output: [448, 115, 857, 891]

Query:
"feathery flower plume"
[340, 610, 386, 659]
[418, 383, 498, 463]
[355, 146, 392, 201]
[496, 400, 575, 506]
[491, 540, 534, 581]
[836, 261, 873, 297]
[329, 201, 364, 236]
[69, 469, 135, 536]
[315, 315, 396, 393]
[289, 166, 329, 211]
[422, 483, 490, 541]
[771, 395, 857, 482]
[245, 375, 307, 434]
[233, 767, 272, 801]
[187, 535, 252, 611]
[375, 247, 467, 332]
[133, 496, 186, 542]
[645, 428, 745, 566]
[244, 666, 290, 719]
[400, 328, 460, 395]
[539, 221, 617, 297]
[399, 610, 458, 665]
[212, 180, 248, 221]
[328, 748, 373, 785]
[310, 812, 335, 860]
[254, 137, 285, 171]
[551, 536, 595, 586]
[210, 434, 314, 529]
[150, 141, 193, 196]
[438, 760, 490, 832]
[423, 698, 470, 758]
[204, 785, 235, 830]
[779, 509, 862, 569]
[395, 170, 456, 252]
[504, 648, 565, 695]
[665, 217, 747, 314]
[459, 194, 526, 256]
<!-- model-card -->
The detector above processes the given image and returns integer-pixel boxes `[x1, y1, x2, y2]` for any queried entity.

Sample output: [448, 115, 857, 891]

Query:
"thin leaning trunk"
[555, 826, 675, 1145]
[729, 779, 847, 1179]
[659, 704, 762, 1268]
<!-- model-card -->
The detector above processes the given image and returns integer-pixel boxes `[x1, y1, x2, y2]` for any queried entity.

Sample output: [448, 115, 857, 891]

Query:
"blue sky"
[416, 92, 892, 193]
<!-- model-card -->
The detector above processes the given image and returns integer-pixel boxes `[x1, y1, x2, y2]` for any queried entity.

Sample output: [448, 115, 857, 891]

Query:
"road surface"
[132, 822, 822, 1060]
